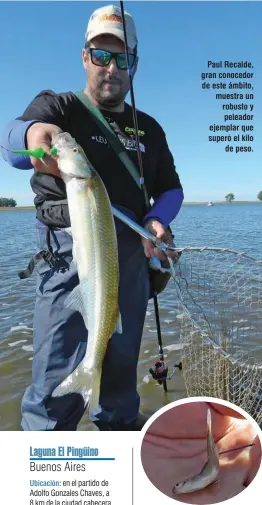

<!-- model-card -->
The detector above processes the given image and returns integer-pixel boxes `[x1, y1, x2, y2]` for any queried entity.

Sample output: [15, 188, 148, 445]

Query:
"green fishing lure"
[12, 147, 58, 158]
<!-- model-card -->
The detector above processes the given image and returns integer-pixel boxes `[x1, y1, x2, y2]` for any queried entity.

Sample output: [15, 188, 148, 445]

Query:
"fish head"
[172, 479, 195, 495]
[52, 132, 94, 181]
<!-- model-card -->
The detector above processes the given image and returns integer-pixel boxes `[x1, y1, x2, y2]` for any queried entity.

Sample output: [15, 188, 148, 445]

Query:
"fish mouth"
[53, 132, 77, 150]
[71, 174, 86, 180]
[61, 172, 87, 180]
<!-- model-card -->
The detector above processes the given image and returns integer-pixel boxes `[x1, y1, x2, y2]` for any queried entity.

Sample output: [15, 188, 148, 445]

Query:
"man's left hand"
[141, 218, 178, 261]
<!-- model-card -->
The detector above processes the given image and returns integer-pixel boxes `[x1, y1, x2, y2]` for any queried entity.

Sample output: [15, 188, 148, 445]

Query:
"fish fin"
[88, 369, 102, 418]
[114, 311, 123, 334]
[87, 186, 97, 212]
[52, 366, 102, 417]
[72, 242, 78, 265]
[64, 283, 88, 329]
[64, 228, 77, 265]
[51, 366, 89, 407]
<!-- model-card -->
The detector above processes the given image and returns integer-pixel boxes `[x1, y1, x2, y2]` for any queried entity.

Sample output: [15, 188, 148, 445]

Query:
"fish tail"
[88, 369, 102, 418]
[51, 368, 89, 406]
[51, 365, 102, 417]
[207, 407, 212, 434]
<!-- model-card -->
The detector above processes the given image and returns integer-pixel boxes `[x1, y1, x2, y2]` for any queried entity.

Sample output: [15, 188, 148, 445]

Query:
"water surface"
[0, 204, 261, 430]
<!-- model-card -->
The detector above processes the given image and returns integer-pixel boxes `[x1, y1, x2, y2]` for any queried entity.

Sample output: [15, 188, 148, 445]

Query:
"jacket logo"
[91, 135, 107, 144]
[91, 135, 145, 152]
[125, 126, 145, 136]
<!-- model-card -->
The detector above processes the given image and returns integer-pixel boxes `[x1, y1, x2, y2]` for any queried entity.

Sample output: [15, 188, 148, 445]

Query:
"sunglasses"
[86, 48, 136, 70]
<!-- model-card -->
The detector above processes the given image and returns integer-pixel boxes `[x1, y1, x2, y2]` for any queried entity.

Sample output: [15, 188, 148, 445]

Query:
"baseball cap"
[85, 4, 138, 50]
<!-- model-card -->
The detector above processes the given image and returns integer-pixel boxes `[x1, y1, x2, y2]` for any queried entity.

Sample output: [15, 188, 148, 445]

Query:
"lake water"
[0, 203, 262, 430]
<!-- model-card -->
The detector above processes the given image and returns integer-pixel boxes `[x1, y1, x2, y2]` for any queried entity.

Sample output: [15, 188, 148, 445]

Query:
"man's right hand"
[26, 122, 63, 177]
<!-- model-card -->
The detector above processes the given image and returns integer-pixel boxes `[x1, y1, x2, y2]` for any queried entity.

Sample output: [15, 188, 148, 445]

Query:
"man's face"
[82, 34, 137, 108]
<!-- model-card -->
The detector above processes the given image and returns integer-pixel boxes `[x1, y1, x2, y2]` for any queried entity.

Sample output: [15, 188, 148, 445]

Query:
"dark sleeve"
[151, 126, 183, 199]
[17, 90, 71, 132]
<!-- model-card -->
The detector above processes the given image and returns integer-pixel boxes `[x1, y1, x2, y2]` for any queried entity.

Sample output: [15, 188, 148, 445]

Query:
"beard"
[89, 74, 129, 108]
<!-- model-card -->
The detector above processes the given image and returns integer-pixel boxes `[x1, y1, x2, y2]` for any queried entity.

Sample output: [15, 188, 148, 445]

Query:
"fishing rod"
[112, 206, 177, 253]
[119, 1, 169, 392]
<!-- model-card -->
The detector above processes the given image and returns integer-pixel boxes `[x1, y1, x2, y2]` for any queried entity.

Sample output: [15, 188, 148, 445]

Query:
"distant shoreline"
[182, 201, 262, 206]
[0, 201, 261, 211]
[0, 206, 35, 211]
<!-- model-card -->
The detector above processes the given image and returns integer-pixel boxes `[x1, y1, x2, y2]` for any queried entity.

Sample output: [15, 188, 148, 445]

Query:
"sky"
[0, 0, 261, 205]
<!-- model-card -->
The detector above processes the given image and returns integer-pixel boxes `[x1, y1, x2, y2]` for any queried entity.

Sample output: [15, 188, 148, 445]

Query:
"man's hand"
[141, 402, 261, 504]
[142, 218, 178, 262]
[26, 122, 63, 177]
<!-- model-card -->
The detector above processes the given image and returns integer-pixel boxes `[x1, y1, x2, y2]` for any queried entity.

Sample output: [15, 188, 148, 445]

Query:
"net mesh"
[169, 247, 262, 425]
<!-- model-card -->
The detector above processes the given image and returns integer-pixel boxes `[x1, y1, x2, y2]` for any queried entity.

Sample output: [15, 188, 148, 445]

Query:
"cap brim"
[86, 27, 137, 50]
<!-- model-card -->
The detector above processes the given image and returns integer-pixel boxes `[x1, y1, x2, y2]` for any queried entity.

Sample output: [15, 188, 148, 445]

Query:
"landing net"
[169, 247, 262, 425]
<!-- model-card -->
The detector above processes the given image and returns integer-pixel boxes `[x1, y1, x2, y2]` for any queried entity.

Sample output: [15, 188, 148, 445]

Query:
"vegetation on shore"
[1, 201, 262, 211]
[225, 192, 262, 203]
[0, 197, 17, 207]
[1, 192, 262, 210]
[225, 193, 235, 203]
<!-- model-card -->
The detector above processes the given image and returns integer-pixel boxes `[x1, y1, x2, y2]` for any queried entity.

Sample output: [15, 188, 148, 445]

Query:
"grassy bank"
[0, 206, 35, 211]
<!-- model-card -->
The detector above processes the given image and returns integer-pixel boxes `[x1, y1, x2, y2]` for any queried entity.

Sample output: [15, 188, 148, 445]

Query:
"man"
[0, 5, 184, 431]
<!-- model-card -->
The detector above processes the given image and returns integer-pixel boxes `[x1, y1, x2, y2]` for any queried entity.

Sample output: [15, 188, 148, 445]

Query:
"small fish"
[51, 132, 122, 418]
[172, 408, 219, 495]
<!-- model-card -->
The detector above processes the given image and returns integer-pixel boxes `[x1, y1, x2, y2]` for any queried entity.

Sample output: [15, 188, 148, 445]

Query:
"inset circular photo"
[140, 399, 261, 504]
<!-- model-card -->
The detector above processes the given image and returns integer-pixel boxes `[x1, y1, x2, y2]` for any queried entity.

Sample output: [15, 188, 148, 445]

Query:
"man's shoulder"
[17, 89, 81, 122]
[31, 89, 77, 104]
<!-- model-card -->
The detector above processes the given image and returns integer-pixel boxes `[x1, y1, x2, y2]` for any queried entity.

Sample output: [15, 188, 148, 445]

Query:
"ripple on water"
[8, 340, 28, 347]
[21, 345, 33, 352]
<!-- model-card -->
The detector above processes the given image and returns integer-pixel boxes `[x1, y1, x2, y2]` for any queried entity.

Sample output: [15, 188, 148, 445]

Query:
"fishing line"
[0, 144, 57, 158]
[0, 144, 13, 152]
[119, 0, 168, 392]
[218, 443, 255, 456]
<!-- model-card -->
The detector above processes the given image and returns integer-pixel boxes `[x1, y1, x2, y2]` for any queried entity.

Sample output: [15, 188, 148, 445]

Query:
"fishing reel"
[149, 360, 182, 386]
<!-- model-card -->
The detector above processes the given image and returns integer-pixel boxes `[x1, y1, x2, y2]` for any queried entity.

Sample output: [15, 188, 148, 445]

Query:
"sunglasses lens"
[91, 49, 111, 66]
[117, 54, 128, 70]
[117, 53, 135, 70]
[89, 49, 136, 70]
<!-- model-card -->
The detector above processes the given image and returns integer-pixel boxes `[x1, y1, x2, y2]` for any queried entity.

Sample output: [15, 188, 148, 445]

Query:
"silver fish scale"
[67, 173, 119, 372]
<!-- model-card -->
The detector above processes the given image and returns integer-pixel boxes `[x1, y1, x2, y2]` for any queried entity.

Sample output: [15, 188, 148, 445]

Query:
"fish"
[172, 408, 219, 495]
[51, 132, 122, 417]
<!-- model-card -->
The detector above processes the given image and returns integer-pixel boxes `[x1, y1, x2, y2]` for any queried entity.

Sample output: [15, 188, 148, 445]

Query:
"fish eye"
[72, 148, 79, 153]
